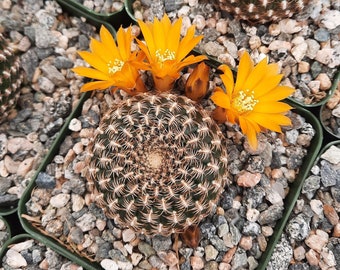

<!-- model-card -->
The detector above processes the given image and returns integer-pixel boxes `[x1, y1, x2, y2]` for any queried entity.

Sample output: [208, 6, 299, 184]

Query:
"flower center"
[232, 89, 258, 113]
[147, 151, 164, 170]
[107, 59, 124, 74]
[155, 49, 176, 63]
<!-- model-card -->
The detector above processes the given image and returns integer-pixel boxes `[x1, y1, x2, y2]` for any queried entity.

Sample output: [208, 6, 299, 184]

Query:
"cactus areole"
[86, 92, 228, 235]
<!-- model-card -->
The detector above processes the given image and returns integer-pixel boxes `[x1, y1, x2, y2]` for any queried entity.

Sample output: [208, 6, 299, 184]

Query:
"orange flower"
[211, 51, 295, 149]
[185, 62, 210, 102]
[136, 14, 207, 92]
[72, 25, 147, 95]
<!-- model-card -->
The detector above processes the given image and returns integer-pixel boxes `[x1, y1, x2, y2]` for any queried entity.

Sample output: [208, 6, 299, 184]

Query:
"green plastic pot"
[18, 92, 98, 270]
[56, 0, 129, 36]
[0, 233, 82, 268]
[256, 100, 323, 270]
[18, 88, 323, 270]
[0, 216, 11, 251]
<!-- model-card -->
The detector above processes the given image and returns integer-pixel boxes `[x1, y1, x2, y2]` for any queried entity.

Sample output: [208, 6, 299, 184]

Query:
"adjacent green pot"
[56, 0, 131, 36]
[17, 90, 323, 270]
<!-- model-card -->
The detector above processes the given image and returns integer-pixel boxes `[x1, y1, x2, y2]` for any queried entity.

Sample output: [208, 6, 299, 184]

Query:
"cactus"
[0, 33, 22, 120]
[218, 0, 309, 23]
[86, 92, 228, 236]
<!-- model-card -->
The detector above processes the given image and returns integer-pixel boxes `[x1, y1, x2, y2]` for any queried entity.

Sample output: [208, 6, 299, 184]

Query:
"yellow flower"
[72, 25, 147, 96]
[136, 14, 207, 92]
[211, 51, 295, 149]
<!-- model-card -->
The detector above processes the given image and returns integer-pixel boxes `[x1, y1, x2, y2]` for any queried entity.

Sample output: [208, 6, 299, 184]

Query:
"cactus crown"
[86, 92, 228, 236]
[0, 33, 22, 119]
[218, 0, 308, 22]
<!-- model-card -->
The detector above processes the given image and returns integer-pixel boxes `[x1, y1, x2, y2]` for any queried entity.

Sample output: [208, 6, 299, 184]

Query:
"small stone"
[75, 213, 96, 232]
[279, 19, 302, 34]
[231, 248, 248, 269]
[138, 241, 156, 257]
[268, 40, 291, 51]
[71, 194, 85, 212]
[320, 9, 340, 30]
[69, 118, 82, 132]
[7, 137, 34, 154]
[236, 171, 261, 187]
[315, 48, 334, 66]
[305, 230, 329, 253]
[246, 208, 260, 222]
[122, 228, 136, 243]
[131, 253, 143, 266]
[5, 249, 27, 268]
[294, 246, 306, 261]
[222, 246, 237, 264]
[333, 222, 340, 237]
[314, 28, 330, 42]
[261, 226, 273, 237]
[306, 39, 321, 59]
[190, 256, 204, 270]
[4, 156, 20, 175]
[298, 61, 310, 73]
[267, 237, 293, 270]
[323, 204, 339, 226]
[100, 259, 118, 270]
[38, 77, 55, 94]
[310, 199, 323, 215]
[216, 20, 227, 34]
[239, 236, 252, 250]
[291, 42, 308, 62]
[320, 248, 336, 267]
[249, 36, 261, 50]
[158, 251, 178, 266]
[286, 214, 310, 241]
[36, 172, 56, 189]
[302, 175, 321, 199]
[258, 205, 283, 225]
[305, 249, 319, 266]
[205, 245, 218, 261]
[17, 157, 35, 177]
[50, 194, 70, 208]
[315, 73, 332, 91]
[320, 145, 340, 165]
[192, 15, 206, 30]
[268, 23, 280, 36]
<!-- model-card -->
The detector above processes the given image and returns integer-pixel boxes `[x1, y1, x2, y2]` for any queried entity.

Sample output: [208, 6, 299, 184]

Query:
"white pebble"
[69, 118, 82, 132]
[6, 249, 27, 268]
[101, 259, 118, 270]
[321, 145, 340, 164]
[50, 193, 70, 208]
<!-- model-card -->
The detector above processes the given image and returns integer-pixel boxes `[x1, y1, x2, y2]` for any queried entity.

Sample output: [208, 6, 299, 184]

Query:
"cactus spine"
[86, 92, 228, 236]
[0, 33, 22, 120]
[218, 0, 309, 23]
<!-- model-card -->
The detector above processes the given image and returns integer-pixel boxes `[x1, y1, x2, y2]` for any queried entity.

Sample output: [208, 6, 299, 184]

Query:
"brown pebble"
[239, 236, 253, 250]
[257, 234, 267, 252]
[305, 249, 320, 266]
[323, 204, 339, 226]
[333, 222, 340, 237]
[222, 246, 237, 263]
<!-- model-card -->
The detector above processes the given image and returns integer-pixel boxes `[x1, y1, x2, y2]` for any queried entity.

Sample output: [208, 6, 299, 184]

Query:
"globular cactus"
[0, 33, 22, 119]
[86, 92, 228, 236]
[218, 0, 309, 23]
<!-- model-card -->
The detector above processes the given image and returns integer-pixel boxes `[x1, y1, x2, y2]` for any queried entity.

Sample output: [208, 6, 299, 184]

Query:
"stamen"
[233, 90, 259, 113]
[108, 59, 124, 74]
[155, 49, 176, 63]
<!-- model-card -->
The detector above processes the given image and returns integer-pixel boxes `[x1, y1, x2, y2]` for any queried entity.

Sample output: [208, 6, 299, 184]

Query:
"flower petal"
[72, 67, 109, 81]
[219, 64, 234, 95]
[77, 51, 108, 73]
[253, 101, 292, 113]
[234, 51, 253, 93]
[80, 80, 114, 92]
[247, 112, 292, 132]
[258, 86, 295, 102]
[210, 88, 231, 109]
